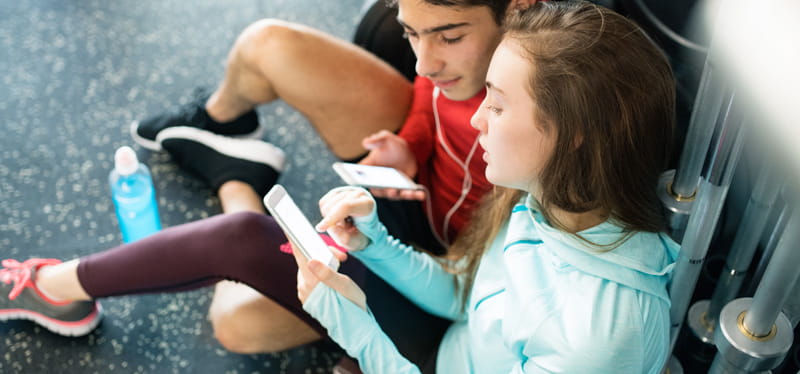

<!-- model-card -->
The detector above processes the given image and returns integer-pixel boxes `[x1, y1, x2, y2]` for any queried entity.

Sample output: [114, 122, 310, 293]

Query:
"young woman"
[295, 2, 679, 373]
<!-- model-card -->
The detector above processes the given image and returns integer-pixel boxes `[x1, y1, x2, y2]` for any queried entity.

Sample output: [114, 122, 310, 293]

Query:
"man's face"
[397, 0, 505, 101]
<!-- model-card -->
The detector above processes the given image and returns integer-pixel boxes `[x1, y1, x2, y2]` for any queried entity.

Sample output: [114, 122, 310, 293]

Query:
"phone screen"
[333, 163, 419, 190]
[264, 185, 338, 270]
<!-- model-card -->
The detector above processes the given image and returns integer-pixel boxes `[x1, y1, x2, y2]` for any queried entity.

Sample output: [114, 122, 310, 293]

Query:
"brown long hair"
[449, 1, 676, 309]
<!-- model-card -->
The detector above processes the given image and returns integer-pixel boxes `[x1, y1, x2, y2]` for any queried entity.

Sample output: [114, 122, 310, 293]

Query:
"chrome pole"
[781, 275, 800, 328]
[687, 167, 782, 344]
[743, 210, 800, 336]
[747, 203, 792, 296]
[669, 93, 746, 351]
[710, 210, 799, 373]
[658, 69, 729, 242]
[672, 65, 728, 199]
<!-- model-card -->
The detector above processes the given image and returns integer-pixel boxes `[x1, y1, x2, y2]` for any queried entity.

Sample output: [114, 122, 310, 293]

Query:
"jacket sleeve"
[350, 205, 463, 320]
[303, 283, 421, 374]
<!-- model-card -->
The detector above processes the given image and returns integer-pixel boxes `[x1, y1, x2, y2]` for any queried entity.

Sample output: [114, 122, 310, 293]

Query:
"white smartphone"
[332, 162, 420, 190]
[263, 185, 339, 270]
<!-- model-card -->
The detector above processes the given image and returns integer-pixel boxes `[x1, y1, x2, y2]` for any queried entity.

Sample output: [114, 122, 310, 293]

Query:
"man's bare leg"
[206, 19, 413, 160]
[209, 272, 321, 353]
[217, 181, 268, 215]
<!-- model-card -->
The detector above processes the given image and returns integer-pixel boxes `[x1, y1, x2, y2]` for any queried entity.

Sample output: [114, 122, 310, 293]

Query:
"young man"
[134, 0, 532, 355]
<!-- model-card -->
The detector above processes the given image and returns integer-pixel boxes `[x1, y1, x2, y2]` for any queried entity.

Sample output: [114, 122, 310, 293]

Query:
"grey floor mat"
[0, 1, 363, 372]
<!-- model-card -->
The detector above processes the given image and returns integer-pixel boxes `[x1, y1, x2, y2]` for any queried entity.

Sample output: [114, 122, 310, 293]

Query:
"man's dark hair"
[386, 0, 512, 25]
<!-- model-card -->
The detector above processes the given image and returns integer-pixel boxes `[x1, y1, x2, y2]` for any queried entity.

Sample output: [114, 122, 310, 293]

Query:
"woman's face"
[470, 39, 556, 193]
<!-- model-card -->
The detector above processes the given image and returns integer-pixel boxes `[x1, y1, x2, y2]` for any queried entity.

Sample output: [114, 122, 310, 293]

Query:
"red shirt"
[399, 77, 491, 244]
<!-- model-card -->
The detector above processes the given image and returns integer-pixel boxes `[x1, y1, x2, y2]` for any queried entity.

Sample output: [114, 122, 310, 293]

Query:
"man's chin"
[440, 85, 482, 101]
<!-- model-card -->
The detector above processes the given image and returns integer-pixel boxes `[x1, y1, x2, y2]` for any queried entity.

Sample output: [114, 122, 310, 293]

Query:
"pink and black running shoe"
[0, 258, 102, 336]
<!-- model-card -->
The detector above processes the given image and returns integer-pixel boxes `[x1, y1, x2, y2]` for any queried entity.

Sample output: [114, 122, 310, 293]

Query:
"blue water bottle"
[109, 146, 162, 242]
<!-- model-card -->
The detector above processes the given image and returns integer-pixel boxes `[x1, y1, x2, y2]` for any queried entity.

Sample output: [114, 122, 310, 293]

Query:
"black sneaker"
[1, 258, 103, 337]
[131, 90, 263, 151]
[158, 126, 286, 197]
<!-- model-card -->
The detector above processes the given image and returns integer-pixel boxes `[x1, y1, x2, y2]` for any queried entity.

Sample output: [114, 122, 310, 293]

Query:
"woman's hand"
[292, 241, 366, 311]
[360, 130, 426, 201]
[316, 187, 374, 252]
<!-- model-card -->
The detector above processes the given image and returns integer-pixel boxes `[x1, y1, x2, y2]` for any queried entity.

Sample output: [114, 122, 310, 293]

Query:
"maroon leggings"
[76, 209, 448, 371]
[76, 212, 366, 335]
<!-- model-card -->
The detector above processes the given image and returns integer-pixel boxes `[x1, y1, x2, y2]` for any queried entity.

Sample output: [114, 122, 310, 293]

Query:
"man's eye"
[441, 35, 464, 44]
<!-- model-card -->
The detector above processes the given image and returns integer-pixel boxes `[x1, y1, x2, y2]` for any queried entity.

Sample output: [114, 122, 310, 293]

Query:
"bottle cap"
[114, 146, 139, 176]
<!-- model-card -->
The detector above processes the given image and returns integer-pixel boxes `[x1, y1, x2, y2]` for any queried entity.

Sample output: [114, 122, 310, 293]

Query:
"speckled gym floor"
[0, 1, 367, 372]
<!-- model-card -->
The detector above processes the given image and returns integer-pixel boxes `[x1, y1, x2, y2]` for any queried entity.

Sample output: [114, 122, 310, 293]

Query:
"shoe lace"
[0, 258, 62, 300]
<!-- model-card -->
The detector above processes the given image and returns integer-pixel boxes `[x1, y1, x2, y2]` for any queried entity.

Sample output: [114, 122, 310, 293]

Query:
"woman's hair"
[449, 1, 676, 309]
[386, 0, 513, 25]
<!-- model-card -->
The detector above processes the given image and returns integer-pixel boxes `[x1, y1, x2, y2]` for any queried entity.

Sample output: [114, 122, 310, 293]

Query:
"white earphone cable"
[428, 87, 481, 244]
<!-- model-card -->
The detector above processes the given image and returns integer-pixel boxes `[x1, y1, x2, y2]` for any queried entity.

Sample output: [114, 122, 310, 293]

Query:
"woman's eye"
[486, 105, 502, 114]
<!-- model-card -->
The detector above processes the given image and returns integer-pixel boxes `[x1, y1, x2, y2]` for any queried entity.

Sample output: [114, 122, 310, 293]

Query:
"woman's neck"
[550, 207, 609, 233]
[527, 186, 608, 233]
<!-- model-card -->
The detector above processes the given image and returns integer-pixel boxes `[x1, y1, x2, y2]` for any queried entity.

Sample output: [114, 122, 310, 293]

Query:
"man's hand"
[360, 130, 426, 201]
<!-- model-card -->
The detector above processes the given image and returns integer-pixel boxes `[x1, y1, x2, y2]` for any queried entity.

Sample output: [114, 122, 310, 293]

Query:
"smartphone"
[332, 162, 420, 190]
[263, 185, 339, 270]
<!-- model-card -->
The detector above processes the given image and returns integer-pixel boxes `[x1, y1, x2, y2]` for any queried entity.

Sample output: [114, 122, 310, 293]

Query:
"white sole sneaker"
[131, 119, 266, 152]
[156, 126, 285, 171]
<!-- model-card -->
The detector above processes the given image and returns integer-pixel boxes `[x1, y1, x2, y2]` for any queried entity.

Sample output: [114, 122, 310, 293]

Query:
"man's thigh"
[256, 21, 414, 160]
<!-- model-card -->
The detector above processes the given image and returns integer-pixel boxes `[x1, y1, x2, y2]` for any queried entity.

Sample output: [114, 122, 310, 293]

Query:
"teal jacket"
[303, 194, 679, 373]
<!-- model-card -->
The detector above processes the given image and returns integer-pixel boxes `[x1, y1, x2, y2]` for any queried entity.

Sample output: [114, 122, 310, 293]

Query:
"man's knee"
[210, 312, 262, 353]
[208, 293, 316, 354]
[235, 19, 305, 63]
[209, 298, 278, 354]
